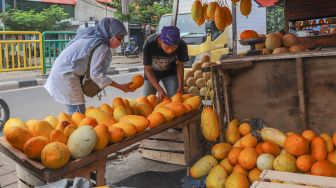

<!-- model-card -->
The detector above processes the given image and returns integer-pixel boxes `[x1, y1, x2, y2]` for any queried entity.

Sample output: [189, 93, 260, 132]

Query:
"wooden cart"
[0, 110, 204, 187]
[204, 50, 336, 140]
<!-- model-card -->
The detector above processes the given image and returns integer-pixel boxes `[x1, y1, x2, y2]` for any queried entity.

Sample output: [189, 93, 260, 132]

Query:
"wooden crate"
[15, 158, 106, 188]
[140, 117, 203, 167]
[251, 170, 336, 188]
[207, 50, 336, 138]
[140, 130, 186, 165]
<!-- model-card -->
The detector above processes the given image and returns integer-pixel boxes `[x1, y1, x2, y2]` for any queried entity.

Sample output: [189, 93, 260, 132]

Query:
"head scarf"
[160, 26, 180, 46]
[67, 17, 128, 50]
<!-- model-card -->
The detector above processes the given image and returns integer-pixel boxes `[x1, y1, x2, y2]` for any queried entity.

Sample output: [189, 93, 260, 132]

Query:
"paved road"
[0, 72, 143, 121]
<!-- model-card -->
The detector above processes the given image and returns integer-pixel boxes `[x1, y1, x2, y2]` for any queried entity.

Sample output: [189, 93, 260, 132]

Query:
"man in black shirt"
[143, 26, 189, 101]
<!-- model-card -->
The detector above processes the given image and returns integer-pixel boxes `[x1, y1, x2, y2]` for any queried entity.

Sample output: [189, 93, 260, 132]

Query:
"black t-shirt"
[143, 34, 189, 80]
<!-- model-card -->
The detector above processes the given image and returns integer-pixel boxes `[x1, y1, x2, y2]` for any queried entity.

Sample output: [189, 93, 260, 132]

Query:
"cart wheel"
[0, 99, 10, 131]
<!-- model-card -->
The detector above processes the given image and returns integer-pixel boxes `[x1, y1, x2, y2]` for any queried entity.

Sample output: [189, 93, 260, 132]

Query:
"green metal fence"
[42, 31, 76, 74]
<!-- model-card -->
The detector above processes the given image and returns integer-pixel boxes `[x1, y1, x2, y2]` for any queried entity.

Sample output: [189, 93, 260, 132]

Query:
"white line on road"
[0, 71, 143, 94]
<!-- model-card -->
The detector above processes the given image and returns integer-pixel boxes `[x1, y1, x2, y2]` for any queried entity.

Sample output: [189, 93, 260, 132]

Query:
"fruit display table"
[0, 109, 203, 186]
[205, 49, 336, 134]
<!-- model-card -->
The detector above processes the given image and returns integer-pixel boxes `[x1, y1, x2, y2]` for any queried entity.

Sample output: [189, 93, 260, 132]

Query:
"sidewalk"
[0, 56, 144, 92]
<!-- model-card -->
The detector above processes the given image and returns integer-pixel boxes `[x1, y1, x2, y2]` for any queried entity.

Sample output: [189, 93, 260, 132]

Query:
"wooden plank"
[147, 131, 184, 141]
[46, 153, 97, 181]
[285, 0, 336, 21]
[183, 124, 191, 166]
[0, 170, 21, 187]
[212, 70, 226, 142]
[296, 57, 308, 129]
[261, 170, 336, 188]
[228, 59, 302, 132]
[219, 50, 336, 64]
[305, 56, 336, 133]
[140, 139, 185, 152]
[299, 34, 336, 49]
[251, 181, 315, 188]
[62, 158, 106, 186]
[141, 149, 186, 166]
[188, 120, 200, 159]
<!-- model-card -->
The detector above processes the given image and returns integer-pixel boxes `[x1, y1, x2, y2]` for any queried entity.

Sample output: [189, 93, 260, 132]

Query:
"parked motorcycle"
[0, 98, 10, 131]
[124, 36, 141, 57]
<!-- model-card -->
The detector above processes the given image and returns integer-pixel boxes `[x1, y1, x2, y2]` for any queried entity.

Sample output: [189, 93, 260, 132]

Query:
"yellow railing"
[0, 31, 44, 74]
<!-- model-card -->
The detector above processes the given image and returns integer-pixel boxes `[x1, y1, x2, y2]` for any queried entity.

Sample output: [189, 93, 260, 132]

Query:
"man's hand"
[158, 90, 169, 102]
[177, 85, 184, 94]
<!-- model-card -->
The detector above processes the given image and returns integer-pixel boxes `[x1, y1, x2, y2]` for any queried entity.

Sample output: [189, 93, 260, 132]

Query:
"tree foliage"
[266, 2, 285, 33]
[1, 5, 69, 32]
[109, 0, 173, 25]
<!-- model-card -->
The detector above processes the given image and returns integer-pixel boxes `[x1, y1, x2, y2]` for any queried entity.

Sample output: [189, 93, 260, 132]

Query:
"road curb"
[0, 67, 144, 92]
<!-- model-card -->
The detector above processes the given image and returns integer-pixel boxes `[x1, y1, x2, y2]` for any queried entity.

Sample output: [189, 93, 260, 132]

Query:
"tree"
[109, 0, 173, 25]
[266, 2, 285, 33]
[1, 5, 69, 32]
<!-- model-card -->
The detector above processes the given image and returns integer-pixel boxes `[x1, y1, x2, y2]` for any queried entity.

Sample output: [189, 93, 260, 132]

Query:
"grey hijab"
[67, 17, 128, 50]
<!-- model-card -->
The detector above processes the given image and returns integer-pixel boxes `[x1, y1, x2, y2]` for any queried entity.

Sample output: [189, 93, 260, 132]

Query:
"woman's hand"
[111, 82, 135, 93]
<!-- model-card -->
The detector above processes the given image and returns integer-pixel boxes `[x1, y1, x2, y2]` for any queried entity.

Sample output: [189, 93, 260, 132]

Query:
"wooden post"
[212, 69, 226, 142]
[171, 0, 179, 26]
[296, 57, 308, 130]
[231, 3, 238, 56]
[96, 158, 106, 186]
[222, 70, 232, 124]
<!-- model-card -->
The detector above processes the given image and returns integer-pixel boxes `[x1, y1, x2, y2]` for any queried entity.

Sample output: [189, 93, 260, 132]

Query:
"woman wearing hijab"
[45, 18, 133, 115]
[143, 26, 189, 101]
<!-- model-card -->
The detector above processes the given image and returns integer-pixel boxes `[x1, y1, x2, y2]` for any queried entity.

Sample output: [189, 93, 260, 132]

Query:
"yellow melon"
[273, 154, 297, 172]
[207, 2, 218, 20]
[205, 165, 228, 188]
[107, 126, 125, 143]
[226, 119, 241, 144]
[71, 112, 86, 126]
[44, 116, 58, 129]
[119, 115, 149, 133]
[240, 0, 252, 17]
[41, 142, 70, 169]
[164, 102, 186, 117]
[153, 107, 175, 122]
[183, 96, 201, 110]
[4, 118, 26, 133]
[212, 142, 232, 160]
[201, 107, 220, 141]
[23, 136, 50, 160]
[113, 105, 129, 122]
[28, 120, 54, 139]
[191, 0, 202, 21]
[190, 155, 218, 179]
[147, 112, 165, 129]
[49, 129, 67, 144]
[94, 124, 110, 150]
[220, 158, 233, 173]
[99, 103, 114, 117]
[225, 172, 249, 188]
[112, 123, 137, 138]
